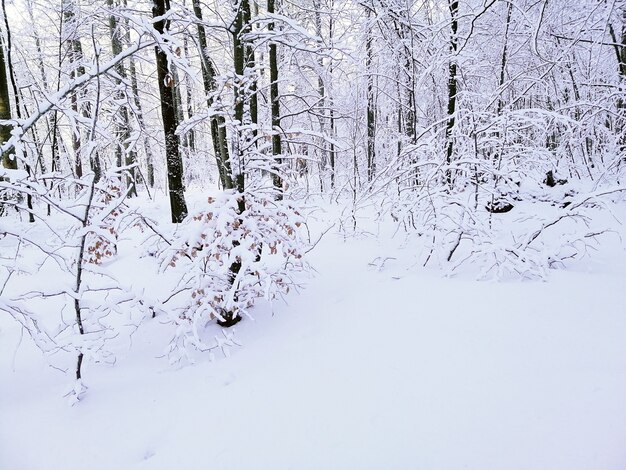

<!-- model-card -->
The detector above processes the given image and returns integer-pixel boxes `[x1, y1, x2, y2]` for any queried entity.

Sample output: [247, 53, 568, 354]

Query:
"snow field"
[1, 200, 626, 470]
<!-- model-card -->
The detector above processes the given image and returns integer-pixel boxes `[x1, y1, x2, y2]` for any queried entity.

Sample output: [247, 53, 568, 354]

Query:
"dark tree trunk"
[153, 0, 188, 223]
[496, 1, 512, 116]
[1, 0, 35, 221]
[192, 0, 233, 189]
[243, 2, 258, 141]
[232, 0, 246, 172]
[268, 0, 283, 197]
[365, 6, 376, 183]
[0, 14, 16, 171]
[445, 0, 459, 187]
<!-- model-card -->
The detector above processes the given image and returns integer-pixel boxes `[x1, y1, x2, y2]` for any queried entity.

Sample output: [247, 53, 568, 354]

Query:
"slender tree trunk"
[1, 0, 35, 221]
[26, 0, 51, 177]
[268, 0, 283, 197]
[313, 0, 326, 191]
[608, 7, 625, 159]
[0, 16, 15, 171]
[63, 3, 85, 178]
[445, 0, 459, 187]
[496, 1, 512, 116]
[215, 0, 255, 328]
[328, 5, 336, 189]
[183, 34, 196, 153]
[192, 0, 233, 189]
[365, 6, 376, 183]
[243, 1, 258, 141]
[153, 0, 188, 223]
[121, 0, 154, 187]
[62, 1, 102, 181]
[232, 0, 247, 187]
[50, 8, 65, 178]
[108, 0, 136, 195]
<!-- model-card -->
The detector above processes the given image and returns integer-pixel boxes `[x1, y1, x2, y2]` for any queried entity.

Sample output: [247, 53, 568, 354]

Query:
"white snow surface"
[2, 198, 626, 470]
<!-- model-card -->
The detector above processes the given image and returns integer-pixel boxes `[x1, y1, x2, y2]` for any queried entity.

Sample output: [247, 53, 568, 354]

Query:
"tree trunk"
[192, 0, 233, 189]
[244, 1, 258, 141]
[365, 6, 376, 183]
[328, 5, 336, 189]
[153, 0, 188, 223]
[313, 0, 326, 191]
[268, 0, 283, 197]
[0, 13, 16, 171]
[108, 0, 136, 196]
[122, 0, 155, 188]
[63, 1, 102, 181]
[183, 34, 196, 153]
[445, 0, 459, 187]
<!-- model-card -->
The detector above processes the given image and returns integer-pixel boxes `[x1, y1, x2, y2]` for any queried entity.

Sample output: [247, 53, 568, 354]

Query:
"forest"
[1, 0, 625, 468]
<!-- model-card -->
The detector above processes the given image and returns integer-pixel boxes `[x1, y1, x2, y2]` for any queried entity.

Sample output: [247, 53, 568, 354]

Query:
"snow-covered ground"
[2, 199, 626, 470]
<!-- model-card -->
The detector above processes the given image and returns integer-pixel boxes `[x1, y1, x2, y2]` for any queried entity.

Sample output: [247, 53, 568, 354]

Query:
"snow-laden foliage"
[159, 190, 307, 363]
[382, 133, 626, 280]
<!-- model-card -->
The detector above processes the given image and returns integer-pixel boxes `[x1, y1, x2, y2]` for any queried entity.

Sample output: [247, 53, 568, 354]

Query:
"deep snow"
[1, 200, 626, 470]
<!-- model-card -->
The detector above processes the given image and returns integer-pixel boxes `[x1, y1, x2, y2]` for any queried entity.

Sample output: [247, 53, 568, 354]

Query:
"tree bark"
[153, 0, 188, 223]
[108, 0, 137, 195]
[445, 0, 459, 187]
[365, 6, 376, 183]
[0, 13, 16, 171]
[192, 0, 233, 189]
[122, 0, 155, 187]
[268, 0, 283, 197]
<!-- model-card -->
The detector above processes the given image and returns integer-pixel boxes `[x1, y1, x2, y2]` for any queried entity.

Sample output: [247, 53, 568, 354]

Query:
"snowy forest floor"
[2, 193, 626, 470]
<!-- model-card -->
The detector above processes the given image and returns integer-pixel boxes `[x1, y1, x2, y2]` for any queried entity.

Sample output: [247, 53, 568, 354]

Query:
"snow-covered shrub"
[0, 171, 156, 402]
[83, 176, 125, 265]
[160, 190, 307, 362]
[380, 114, 626, 281]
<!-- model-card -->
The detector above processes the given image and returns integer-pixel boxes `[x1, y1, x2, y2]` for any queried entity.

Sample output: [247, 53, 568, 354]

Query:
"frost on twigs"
[160, 190, 307, 362]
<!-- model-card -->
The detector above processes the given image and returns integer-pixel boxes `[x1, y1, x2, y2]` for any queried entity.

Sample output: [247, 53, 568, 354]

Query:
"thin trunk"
[365, 7, 376, 183]
[183, 34, 196, 152]
[63, 3, 85, 178]
[217, 0, 252, 328]
[496, 1, 512, 116]
[50, 8, 65, 177]
[243, 1, 258, 140]
[268, 0, 283, 197]
[122, 0, 154, 187]
[328, 4, 336, 189]
[0, 11, 15, 170]
[2, 0, 36, 221]
[26, 0, 50, 176]
[192, 0, 233, 189]
[233, 0, 247, 182]
[445, 0, 459, 187]
[313, 0, 326, 191]
[74, 179, 96, 381]
[108, 0, 136, 195]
